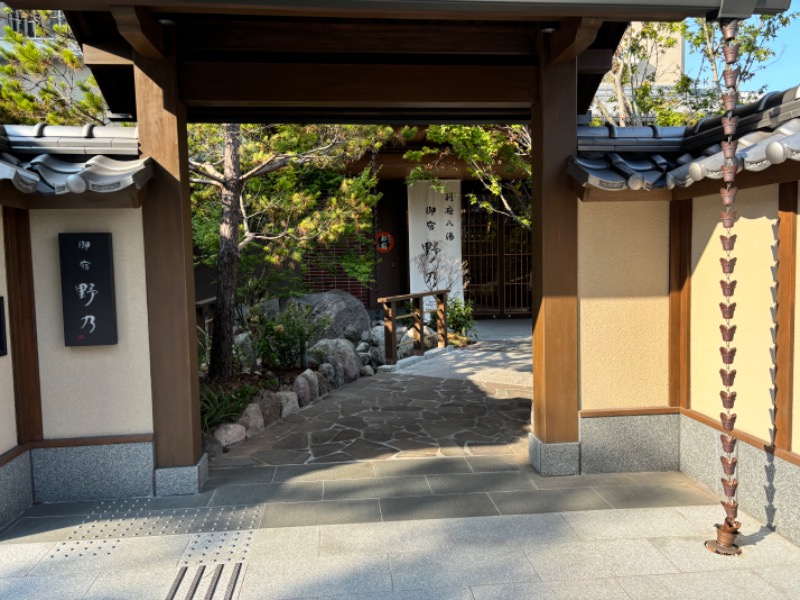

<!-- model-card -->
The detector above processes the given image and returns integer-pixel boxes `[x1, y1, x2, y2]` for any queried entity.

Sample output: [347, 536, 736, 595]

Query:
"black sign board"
[0, 297, 7, 357]
[58, 233, 118, 346]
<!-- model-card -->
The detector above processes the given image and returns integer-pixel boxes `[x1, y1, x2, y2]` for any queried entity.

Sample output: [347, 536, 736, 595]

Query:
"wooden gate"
[461, 191, 532, 317]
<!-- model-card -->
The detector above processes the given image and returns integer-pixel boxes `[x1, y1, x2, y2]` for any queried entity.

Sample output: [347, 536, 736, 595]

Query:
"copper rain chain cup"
[720, 347, 737, 365]
[721, 187, 737, 205]
[721, 434, 737, 453]
[722, 117, 739, 136]
[721, 20, 739, 40]
[722, 478, 739, 497]
[721, 235, 737, 251]
[720, 369, 737, 387]
[722, 500, 739, 521]
[720, 412, 737, 431]
[723, 68, 740, 89]
[720, 280, 737, 297]
[722, 163, 738, 182]
[720, 302, 737, 319]
[721, 140, 738, 159]
[721, 211, 738, 227]
[723, 43, 740, 63]
[722, 92, 739, 112]
[721, 457, 738, 476]
[720, 258, 737, 274]
[720, 390, 737, 409]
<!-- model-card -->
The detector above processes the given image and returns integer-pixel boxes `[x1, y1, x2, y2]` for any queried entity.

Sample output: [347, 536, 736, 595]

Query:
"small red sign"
[375, 231, 395, 253]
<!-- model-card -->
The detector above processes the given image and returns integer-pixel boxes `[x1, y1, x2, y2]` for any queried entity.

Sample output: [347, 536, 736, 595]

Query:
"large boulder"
[399, 326, 438, 359]
[203, 432, 223, 460]
[253, 389, 282, 425]
[316, 363, 336, 396]
[214, 423, 246, 448]
[233, 332, 257, 370]
[276, 391, 300, 418]
[294, 369, 319, 407]
[237, 403, 265, 438]
[293, 290, 370, 343]
[309, 339, 361, 386]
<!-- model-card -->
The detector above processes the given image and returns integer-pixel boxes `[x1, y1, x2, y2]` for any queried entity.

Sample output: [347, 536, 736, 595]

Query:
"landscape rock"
[237, 403, 265, 438]
[358, 352, 371, 366]
[233, 332, 257, 370]
[399, 326, 438, 359]
[316, 364, 336, 396]
[214, 423, 247, 448]
[203, 432, 223, 460]
[360, 330, 372, 343]
[293, 290, 370, 343]
[360, 365, 375, 377]
[253, 389, 282, 425]
[276, 391, 300, 418]
[355, 341, 370, 353]
[294, 369, 319, 407]
[309, 339, 362, 386]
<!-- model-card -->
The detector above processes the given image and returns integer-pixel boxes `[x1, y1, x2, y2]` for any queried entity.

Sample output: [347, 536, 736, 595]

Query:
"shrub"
[252, 303, 330, 369]
[447, 297, 477, 338]
[200, 384, 257, 431]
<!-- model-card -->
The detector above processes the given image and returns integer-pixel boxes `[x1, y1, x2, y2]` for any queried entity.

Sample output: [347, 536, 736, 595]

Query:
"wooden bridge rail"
[377, 289, 449, 365]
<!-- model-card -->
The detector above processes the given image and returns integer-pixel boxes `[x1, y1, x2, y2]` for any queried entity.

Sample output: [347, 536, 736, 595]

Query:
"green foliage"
[405, 124, 531, 231]
[199, 383, 257, 431]
[190, 124, 390, 289]
[197, 326, 212, 372]
[595, 14, 797, 127]
[447, 297, 476, 338]
[0, 9, 108, 124]
[250, 303, 330, 370]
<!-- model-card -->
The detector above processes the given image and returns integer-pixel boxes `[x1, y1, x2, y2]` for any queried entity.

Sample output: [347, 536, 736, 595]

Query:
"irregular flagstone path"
[215, 370, 532, 467]
[214, 340, 534, 467]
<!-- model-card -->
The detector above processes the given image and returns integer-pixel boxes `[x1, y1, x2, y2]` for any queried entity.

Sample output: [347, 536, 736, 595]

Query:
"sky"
[683, 0, 800, 94]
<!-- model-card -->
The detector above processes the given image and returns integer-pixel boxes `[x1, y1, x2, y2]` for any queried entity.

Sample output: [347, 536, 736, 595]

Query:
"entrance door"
[461, 187, 532, 317]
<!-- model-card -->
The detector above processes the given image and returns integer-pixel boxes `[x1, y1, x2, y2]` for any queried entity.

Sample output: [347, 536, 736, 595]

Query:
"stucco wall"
[30, 209, 153, 439]
[691, 186, 778, 441]
[578, 200, 670, 411]
[794, 186, 800, 453]
[0, 210, 18, 454]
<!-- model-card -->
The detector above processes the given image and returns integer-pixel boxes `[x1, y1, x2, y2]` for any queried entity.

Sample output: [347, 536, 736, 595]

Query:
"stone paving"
[2, 331, 800, 598]
[214, 342, 533, 468]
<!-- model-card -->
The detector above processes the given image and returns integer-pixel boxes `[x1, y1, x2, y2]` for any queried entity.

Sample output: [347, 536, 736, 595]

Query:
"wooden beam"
[0, 184, 29, 210]
[672, 161, 800, 201]
[546, 17, 603, 65]
[26, 187, 146, 210]
[83, 42, 132, 66]
[112, 6, 165, 59]
[578, 186, 673, 203]
[581, 407, 681, 418]
[134, 48, 202, 468]
[577, 48, 613, 75]
[180, 62, 537, 108]
[669, 200, 692, 409]
[775, 181, 797, 452]
[178, 18, 537, 56]
[531, 57, 579, 445]
[2, 206, 43, 446]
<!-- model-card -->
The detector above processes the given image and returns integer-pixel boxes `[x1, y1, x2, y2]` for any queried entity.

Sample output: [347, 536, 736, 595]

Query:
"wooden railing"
[378, 289, 449, 365]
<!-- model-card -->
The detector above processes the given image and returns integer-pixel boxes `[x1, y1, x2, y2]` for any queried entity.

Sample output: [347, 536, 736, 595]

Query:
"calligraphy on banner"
[58, 233, 118, 346]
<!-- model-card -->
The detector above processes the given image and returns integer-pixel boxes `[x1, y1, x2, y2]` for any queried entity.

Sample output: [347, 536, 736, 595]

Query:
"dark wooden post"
[436, 291, 448, 348]
[412, 296, 423, 356]
[530, 55, 580, 474]
[134, 49, 202, 469]
[383, 300, 398, 365]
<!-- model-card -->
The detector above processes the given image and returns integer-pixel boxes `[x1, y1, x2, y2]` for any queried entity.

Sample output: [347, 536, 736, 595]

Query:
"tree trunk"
[208, 123, 244, 382]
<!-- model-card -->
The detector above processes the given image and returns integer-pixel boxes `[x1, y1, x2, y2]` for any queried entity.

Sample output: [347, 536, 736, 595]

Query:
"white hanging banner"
[407, 180, 463, 306]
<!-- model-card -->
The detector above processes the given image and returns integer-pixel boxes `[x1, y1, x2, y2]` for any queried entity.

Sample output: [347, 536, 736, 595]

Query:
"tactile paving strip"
[63, 499, 263, 540]
[45, 539, 120, 561]
[181, 530, 254, 566]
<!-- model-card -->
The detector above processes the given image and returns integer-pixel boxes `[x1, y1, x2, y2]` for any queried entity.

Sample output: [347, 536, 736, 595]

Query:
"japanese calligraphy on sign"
[58, 233, 118, 347]
[407, 180, 464, 303]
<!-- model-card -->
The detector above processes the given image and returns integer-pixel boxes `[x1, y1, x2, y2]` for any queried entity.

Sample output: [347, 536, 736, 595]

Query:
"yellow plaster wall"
[691, 187, 778, 441]
[578, 200, 670, 410]
[793, 185, 800, 452]
[30, 209, 153, 439]
[0, 210, 18, 454]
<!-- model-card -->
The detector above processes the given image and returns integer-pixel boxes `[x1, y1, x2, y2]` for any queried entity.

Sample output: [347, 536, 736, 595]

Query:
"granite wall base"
[680, 415, 800, 546]
[580, 414, 680, 474]
[155, 453, 208, 497]
[31, 442, 154, 503]
[529, 434, 580, 476]
[0, 452, 33, 531]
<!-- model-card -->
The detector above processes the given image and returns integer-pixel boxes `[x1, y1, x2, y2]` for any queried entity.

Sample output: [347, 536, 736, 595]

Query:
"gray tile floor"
[2, 334, 799, 598]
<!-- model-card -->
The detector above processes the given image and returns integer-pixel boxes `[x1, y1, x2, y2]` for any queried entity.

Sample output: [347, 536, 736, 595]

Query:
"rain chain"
[706, 18, 743, 557]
